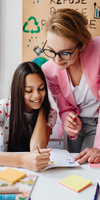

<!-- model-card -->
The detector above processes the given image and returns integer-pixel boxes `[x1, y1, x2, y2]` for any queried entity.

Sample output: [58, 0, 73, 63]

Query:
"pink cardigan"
[42, 36, 100, 149]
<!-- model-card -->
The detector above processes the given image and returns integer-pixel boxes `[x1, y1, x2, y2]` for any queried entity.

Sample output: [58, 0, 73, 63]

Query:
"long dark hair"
[8, 61, 51, 152]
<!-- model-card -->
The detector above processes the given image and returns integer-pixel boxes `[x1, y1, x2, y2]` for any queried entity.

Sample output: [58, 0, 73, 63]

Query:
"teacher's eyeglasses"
[42, 40, 79, 61]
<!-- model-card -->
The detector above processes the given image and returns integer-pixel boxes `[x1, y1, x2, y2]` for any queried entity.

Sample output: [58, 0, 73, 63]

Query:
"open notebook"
[42, 148, 79, 171]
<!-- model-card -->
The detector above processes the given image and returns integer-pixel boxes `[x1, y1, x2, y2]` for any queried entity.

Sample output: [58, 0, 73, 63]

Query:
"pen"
[0, 185, 31, 194]
[73, 113, 79, 121]
[35, 145, 41, 154]
[94, 182, 99, 200]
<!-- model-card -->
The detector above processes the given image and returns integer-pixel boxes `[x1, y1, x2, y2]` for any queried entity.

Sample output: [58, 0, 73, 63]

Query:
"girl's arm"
[30, 107, 51, 151]
[0, 148, 51, 171]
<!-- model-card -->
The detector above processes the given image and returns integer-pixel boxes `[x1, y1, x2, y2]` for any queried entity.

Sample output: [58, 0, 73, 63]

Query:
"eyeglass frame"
[42, 40, 79, 61]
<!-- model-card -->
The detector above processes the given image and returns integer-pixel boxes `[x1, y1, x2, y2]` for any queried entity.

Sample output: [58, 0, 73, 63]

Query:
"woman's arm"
[42, 61, 79, 138]
[30, 107, 51, 151]
[0, 148, 51, 171]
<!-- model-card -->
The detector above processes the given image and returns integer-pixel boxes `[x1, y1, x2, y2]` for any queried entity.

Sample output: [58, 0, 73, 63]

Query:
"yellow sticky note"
[59, 174, 91, 192]
[0, 168, 26, 185]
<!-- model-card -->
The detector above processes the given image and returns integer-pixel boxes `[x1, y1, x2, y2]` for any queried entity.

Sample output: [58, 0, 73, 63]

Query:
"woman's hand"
[20, 148, 51, 171]
[64, 112, 82, 137]
[73, 148, 100, 164]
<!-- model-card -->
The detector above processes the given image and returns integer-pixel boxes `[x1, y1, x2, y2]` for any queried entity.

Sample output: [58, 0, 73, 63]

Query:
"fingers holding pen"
[22, 147, 51, 171]
[67, 112, 77, 124]
[35, 146, 51, 161]
[35, 146, 51, 160]
[65, 113, 77, 129]
[64, 112, 81, 137]
[33, 148, 51, 171]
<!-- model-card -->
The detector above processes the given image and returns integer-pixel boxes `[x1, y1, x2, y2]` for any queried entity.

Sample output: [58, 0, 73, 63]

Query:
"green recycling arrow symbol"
[23, 16, 40, 33]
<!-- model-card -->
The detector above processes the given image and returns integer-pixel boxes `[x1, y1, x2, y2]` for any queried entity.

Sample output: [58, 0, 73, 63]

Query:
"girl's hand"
[73, 148, 100, 164]
[20, 148, 51, 171]
[64, 112, 81, 137]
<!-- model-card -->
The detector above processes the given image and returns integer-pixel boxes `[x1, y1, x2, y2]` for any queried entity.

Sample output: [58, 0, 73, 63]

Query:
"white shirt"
[70, 74, 100, 117]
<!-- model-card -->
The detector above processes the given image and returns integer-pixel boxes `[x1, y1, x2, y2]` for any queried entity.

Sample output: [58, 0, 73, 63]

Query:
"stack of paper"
[0, 167, 26, 185]
[59, 174, 92, 192]
[89, 163, 100, 168]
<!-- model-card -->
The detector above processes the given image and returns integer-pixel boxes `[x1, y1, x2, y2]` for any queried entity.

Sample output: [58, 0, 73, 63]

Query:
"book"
[59, 174, 92, 193]
[0, 167, 26, 185]
[41, 149, 80, 171]
[0, 173, 38, 200]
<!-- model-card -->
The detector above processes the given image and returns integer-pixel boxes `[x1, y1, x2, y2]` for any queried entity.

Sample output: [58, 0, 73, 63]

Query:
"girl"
[0, 61, 57, 171]
[42, 8, 100, 164]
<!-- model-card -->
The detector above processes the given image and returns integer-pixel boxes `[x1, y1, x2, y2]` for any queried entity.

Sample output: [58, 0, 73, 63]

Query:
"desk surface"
[30, 153, 100, 200]
[0, 153, 100, 200]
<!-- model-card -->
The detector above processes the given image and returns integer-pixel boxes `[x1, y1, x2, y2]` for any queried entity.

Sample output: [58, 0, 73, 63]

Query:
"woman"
[0, 61, 57, 171]
[42, 8, 100, 164]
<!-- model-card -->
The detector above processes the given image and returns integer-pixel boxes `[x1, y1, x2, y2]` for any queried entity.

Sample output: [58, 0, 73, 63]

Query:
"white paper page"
[42, 148, 80, 171]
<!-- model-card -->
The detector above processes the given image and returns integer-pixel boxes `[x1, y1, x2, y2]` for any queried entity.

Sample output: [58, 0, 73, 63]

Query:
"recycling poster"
[22, 0, 100, 62]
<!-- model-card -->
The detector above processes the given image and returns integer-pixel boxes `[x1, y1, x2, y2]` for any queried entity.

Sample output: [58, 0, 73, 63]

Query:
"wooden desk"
[31, 153, 100, 200]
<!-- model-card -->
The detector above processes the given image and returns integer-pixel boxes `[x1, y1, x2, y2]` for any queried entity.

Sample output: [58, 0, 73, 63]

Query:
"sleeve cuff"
[69, 133, 79, 140]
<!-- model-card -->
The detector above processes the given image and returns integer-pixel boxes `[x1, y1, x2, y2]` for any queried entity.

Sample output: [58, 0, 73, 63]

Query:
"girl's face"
[24, 73, 46, 113]
[46, 32, 80, 70]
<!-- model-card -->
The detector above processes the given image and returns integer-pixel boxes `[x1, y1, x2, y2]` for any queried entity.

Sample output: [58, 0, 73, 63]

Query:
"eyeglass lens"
[43, 49, 71, 60]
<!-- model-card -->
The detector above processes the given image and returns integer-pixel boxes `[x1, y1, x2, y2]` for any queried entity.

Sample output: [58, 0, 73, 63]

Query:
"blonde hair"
[46, 8, 92, 46]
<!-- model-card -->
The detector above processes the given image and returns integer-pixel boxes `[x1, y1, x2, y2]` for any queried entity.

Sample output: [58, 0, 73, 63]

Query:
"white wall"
[0, 0, 22, 99]
[0, 0, 65, 149]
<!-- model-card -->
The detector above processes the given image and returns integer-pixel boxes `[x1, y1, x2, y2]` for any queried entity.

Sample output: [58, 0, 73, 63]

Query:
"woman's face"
[46, 32, 80, 70]
[24, 73, 46, 113]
